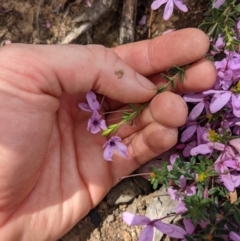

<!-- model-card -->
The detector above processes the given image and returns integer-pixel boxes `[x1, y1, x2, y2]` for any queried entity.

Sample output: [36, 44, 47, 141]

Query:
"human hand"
[0, 28, 216, 241]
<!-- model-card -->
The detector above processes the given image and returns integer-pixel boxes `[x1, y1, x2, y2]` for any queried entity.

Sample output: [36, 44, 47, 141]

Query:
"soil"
[0, 0, 208, 240]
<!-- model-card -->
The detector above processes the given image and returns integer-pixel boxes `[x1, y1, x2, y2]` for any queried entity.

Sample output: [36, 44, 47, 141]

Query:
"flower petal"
[170, 154, 179, 165]
[180, 124, 197, 143]
[103, 144, 113, 161]
[86, 91, 100, 111]
[122, 212, 150, 225]
[153, 220, 174, 234]
[210, 91, 231, 113]
[221, 172, 235, 192]
[139, 225, 154, 241]
[163, 0, 174, 20]
[78, 102, 92, 112]
[163, 223, 187, 238]
[230, 138, 240, 153]
[212, 0, 226, 8]
[115, 141, 128, 159]
[173, 0, 188, 12]
[183, 218, 195, 235]
[175, 201, 187, 214]
[100, 119, 107, 130]
[189, 101, 205, 120]
[179, 175, 186, 189]
[229, 231, 240, 241]
[90, 124, 101, 134]
[190, 144, 213, 156]
[151, 0, 167, 10]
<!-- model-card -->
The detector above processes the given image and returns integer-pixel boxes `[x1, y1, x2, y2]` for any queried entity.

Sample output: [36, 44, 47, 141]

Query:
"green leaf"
[208, 187, 220, 195]
[184, 235, 195, 241]
[212, 236, 226, 241]
[209, 208, 217, 224]
[102, 128, 113, 136]
[215, 218, 227, 228]
[199, 22, 215, 29]
[234, 4, 240, 12]
[222, 201, 231, 214]
[233, 207, 240, 225]
[153, 180, 159, 190]
[212, 8, 219, 20]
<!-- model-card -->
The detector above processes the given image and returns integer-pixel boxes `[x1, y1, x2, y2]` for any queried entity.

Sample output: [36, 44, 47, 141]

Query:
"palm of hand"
[1, 88, 142, 240]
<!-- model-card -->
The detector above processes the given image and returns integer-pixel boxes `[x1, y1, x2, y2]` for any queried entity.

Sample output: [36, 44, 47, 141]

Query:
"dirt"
[0, 0, 208, 240]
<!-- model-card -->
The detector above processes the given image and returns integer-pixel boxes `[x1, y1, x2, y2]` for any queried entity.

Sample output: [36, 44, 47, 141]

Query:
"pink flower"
[229, 231, 240, 241]
[214, 153, 236, 191]
[122, 212, 187, 240]
[151, 0, 188, 20]
[87, 111, 107, 134]
[212, 0, 226, 9]
[103, 136, 128, 161]
[78, 91, 100, 112]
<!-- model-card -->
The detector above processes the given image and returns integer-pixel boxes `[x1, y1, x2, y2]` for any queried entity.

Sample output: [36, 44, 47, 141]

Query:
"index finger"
[114, 28, 216, 93]
[114, 28, 209, 75]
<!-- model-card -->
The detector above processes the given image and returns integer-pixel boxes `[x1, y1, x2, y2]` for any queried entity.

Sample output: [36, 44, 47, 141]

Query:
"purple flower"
[232, 94, 240, 117]
[175, 201, 187, 214]
[85, 0, 92, 7]
[103, 136, 128, 161]
[168, 176, 196, 202]
[229, 231, 240, 241]
[214, 153, 236, 191]
[212, 0, 226, 9]
[87, 111, 107, 134]
[190, 144, 213, 156]
[203, 90, 232, 114]
[182, 219, 195, 241]
[122, 211, 187, 240]
[138, 15, 147, 25]
[151, 0, 188, 20]
[230, 138, 240, 153]
[78, 91, 100, 112]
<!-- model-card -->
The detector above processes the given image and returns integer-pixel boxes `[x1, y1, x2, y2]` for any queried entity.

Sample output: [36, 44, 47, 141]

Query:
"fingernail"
[136, 73, 157, 90]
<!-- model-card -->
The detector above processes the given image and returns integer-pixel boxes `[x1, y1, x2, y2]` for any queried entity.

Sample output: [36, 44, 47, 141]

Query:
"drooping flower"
[103, 136, 128, 161]
[78, 91, 100, 112]
[87, 111, 107, 134]
[151, 0, 188, 21]
[122, 212, 187, 240]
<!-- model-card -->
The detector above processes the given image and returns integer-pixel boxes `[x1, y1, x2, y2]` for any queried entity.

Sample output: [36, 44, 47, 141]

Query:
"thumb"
[0, 44, 157, 103]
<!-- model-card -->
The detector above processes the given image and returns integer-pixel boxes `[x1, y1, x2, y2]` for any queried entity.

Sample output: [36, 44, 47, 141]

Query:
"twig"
[61, 0, 119, 44]
[36, 0, 45, 40]
[118, 0, 137, 45]
[148, 9, 153, 39]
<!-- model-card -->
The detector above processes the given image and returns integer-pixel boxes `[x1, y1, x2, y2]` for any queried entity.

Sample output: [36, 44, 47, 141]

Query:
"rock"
[106, 178, 143, 205]
[145, 186, 179, 241]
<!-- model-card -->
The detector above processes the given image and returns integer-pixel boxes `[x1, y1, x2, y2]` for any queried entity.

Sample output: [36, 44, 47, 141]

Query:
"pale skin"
[0, 28, 216, 241]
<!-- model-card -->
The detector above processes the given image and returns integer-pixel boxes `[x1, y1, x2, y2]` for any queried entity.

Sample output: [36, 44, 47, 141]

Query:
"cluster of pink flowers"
[122, 1, 240, 240]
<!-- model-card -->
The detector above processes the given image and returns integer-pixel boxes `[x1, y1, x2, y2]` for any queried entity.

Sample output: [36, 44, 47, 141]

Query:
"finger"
[150, 58, 217, 93]
[106, 91, 188, 137]
[105, 58, 216, 111]
[114, 28, 210, 76]
[110, 122, 178, 181]
[0, 44, 157, 104]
